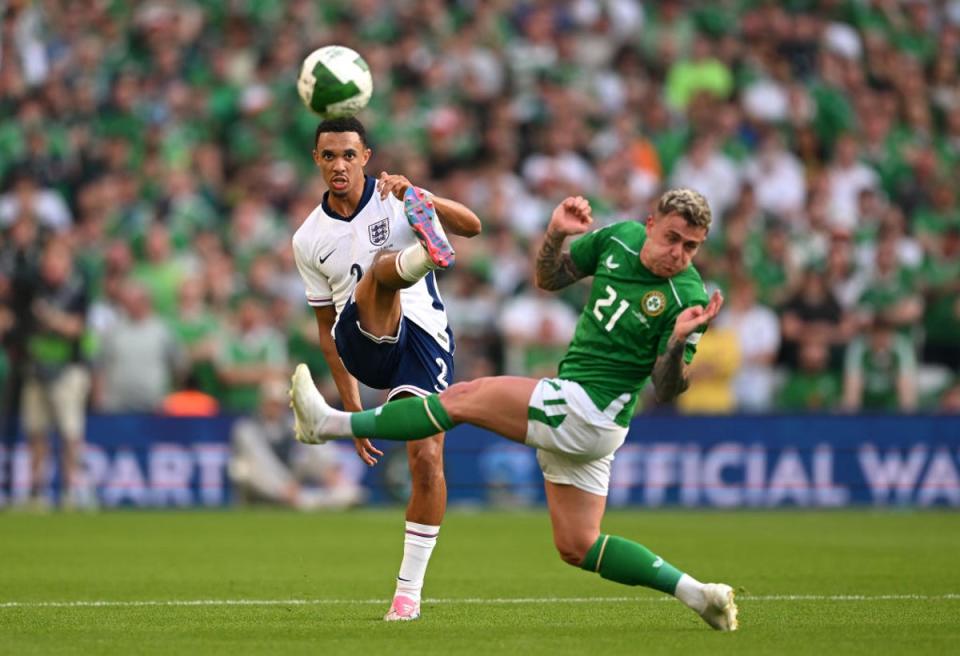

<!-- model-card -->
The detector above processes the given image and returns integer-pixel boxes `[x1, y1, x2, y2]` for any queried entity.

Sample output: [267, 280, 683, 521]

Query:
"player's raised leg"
[544, 481, 738, 631]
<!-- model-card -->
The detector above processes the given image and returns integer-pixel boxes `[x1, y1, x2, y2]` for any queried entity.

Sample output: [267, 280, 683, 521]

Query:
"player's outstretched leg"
[290, 363, 457, 444]
[397, 187, 455, 279]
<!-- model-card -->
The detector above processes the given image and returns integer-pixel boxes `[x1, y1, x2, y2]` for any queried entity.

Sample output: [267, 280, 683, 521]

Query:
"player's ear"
[312, 149, 321, 165]
[361, 147, 372, 166]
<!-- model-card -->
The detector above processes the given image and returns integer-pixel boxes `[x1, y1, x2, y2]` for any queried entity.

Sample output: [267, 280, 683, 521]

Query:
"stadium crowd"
[2, 0, 960, 431]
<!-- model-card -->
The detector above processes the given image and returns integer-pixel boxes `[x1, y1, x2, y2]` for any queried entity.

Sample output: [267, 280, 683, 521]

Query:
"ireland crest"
[368, 218, 390, 246]
[641, 290, 667, 317]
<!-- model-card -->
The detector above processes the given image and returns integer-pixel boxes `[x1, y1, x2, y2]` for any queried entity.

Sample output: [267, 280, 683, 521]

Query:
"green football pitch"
[2, 510, 958, 655]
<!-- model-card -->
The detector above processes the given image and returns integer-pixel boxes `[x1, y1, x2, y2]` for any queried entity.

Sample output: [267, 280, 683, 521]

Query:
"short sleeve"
[292, 236, 333, 307]
[568, 228, 607, 277]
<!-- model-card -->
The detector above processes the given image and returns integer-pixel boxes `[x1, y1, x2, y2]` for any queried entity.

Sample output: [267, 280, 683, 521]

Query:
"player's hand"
[672, 290, 724, 341]
[354, 437, 384, 466]
[547, 196, 593, 237]
[377, 171, 412, 201]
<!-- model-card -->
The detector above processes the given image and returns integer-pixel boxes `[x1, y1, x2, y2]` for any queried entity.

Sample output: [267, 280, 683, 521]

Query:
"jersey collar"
[322, 175, 376, 222]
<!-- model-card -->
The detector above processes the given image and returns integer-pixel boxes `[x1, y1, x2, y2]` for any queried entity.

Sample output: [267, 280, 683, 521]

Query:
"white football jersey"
[292, 176, 452, 352]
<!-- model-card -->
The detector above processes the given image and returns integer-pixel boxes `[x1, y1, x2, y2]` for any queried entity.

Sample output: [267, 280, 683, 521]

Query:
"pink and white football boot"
[383, 594, 421, 622]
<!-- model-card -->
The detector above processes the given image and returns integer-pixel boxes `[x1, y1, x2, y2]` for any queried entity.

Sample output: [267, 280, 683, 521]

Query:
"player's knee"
[408, 441, 445, 490]
[440, 378, 490, 424]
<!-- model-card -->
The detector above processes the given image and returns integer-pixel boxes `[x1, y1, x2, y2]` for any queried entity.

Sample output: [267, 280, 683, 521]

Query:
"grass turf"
[1, 510, 958, 655]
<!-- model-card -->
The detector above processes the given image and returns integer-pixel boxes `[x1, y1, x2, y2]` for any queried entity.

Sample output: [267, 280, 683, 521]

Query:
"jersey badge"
[641, 290, 667, 317]
[368, 218, 390, 246]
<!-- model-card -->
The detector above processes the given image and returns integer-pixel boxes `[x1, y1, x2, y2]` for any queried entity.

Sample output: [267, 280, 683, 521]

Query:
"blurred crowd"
[2, 0, 960, 437]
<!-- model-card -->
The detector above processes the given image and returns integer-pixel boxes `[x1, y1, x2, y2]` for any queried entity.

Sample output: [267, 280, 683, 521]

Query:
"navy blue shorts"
[334, 297, 455, 399]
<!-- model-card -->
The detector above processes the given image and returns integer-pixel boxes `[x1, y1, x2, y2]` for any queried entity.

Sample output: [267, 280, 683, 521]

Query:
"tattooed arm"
[535, 196, 593, 291]
[535, 230, 585, 291]
[651, 290, 725, 403]
[651, 335, 690, 403]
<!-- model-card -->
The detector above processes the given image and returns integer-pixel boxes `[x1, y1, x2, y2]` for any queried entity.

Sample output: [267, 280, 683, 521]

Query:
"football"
[297, 45, 373, 118]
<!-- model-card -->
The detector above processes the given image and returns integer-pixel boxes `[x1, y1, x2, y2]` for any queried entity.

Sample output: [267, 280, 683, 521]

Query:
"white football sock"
[322, 407, 353, 437]
[394, 521, 440, 602]
[395, 244, 435, 282]
[673, 573, 707, 613]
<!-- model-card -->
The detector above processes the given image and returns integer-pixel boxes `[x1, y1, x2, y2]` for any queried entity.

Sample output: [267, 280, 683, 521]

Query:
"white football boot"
[289, 363, 332, 445]
[698, 583, 739, 631]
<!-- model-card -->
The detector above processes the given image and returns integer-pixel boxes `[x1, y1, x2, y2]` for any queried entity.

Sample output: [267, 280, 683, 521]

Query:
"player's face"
[313, 131, 371, 198]
[642, 212, 708, 277]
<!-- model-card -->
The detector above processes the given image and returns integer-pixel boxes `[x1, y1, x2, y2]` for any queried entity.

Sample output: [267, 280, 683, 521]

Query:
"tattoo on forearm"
[536, 230, 583, 290]
[651, 336, 689, 403]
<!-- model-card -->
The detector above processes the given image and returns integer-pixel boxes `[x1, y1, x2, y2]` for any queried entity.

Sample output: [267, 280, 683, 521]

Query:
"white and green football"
[297, 45, 373, 118]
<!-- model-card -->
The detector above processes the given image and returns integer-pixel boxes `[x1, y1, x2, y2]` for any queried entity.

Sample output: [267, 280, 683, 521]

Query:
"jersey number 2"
[592, 285, 629, 332]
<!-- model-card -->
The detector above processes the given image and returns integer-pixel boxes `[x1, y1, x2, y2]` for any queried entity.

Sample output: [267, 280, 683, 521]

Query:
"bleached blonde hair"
[656, 188, 712, 231]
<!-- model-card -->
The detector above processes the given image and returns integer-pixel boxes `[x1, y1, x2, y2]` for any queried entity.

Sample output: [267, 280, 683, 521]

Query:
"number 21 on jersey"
[592, 285, 630, 332]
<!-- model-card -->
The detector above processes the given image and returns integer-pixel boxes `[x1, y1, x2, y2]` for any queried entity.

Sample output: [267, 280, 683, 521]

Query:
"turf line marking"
[1, 594, 958, 609]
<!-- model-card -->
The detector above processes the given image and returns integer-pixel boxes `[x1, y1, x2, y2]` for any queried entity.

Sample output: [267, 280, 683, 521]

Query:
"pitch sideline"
[2, 594, 959, 609]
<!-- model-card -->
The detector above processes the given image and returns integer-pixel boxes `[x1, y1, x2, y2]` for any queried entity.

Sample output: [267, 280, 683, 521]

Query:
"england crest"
[368, 218, 390, 246]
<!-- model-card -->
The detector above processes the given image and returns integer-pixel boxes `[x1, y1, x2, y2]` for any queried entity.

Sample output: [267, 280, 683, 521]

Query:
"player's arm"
[535, 196, 592, 291]
[312, 306, 362, 411]
[652, 291, 724, 403]
[431, 196, 481, 237]
[313, 306, 383, 465]
[376, 171, 481, 237]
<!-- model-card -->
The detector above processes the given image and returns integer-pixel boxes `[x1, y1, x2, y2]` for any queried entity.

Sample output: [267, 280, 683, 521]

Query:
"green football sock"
[350, 394, 456, 440]
[580, 534, 684, 594]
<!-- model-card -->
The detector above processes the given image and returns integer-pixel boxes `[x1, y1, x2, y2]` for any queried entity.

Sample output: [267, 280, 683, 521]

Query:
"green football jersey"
[559, 222, 710, 426]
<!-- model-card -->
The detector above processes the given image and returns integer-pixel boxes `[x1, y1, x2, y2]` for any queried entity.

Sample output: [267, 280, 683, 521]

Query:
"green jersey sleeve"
[569, 227, 609, 276]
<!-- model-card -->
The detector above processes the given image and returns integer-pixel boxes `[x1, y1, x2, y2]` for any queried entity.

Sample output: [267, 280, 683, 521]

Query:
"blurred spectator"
[498, 285, 578, 378]
[21, 239, 91, 508]
[131, 223, 191, 319]
[664, 35, 733, 111]
[919, 226, 960, 371]
[521, 121, 597, 201]
[825, 134, 878, 232]
[824, 234, 868, 311]
[780, 266, 856, 369]
[95, 282, 181, 412]
[0, 172, 72, 232]
[856, 232, 924, 334]
[170, 277, 222, 398]
[229, 379, 364, 509]
[777, 340, 841, 412]
[216, 298, 287, 414]
[716, 277, 781, 412]
[742, 130, 806, 220]
[842, 317, 918, 412]
[669, 134, 740, 227]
